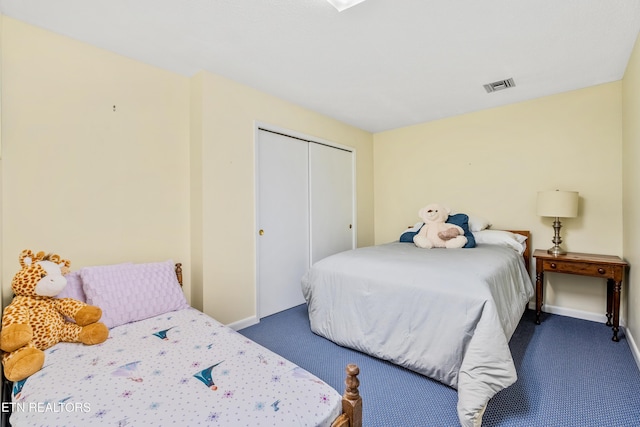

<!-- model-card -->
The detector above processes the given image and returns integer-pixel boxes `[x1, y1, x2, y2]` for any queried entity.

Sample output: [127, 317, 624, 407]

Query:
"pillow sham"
[56, 263, 135, 303]
[451, 212, 491, 232]
[467, 215, 492, 232]
[55, 271, 87, 302]
[81, 260, 189, 329]
[472, 230, 527, 254]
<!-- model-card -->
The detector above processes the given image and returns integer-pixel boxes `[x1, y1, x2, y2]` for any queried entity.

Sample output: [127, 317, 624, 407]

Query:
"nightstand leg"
[535, 270, 543, 325]
[612, 280, 621, 342]
[606, 279, 613, 327]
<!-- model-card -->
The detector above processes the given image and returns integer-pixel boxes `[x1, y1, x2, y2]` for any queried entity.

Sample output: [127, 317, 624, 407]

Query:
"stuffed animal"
[413, 203, 468, 249]
[0, 250, 109, 382]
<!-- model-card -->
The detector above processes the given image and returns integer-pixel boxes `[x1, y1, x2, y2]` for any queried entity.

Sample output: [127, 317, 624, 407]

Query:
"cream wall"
[0, 17, 375, 324]
[622, 31, 640, 357]
[189, 73, 205, 312]
[192, 71, 374, 324]
[1, 17, 192, 304]
[0, 15, 4, 305]
[373, 83, 624, 319]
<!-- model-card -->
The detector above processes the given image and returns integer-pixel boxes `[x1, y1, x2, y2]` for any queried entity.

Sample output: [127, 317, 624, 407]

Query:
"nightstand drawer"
[542, 260, 612, 277]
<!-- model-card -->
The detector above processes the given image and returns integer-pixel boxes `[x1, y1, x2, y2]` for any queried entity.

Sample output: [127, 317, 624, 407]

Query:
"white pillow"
[467, 215, 492, 232]
[472, 230, 527, 254]
[406, 222, 423, 232]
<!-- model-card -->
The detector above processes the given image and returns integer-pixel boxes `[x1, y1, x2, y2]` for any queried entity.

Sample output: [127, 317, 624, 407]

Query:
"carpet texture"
[239, 305, 640, 427]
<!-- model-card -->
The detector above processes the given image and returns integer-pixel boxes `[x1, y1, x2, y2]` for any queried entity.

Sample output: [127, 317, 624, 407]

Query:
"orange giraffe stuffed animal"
[0, 250, 108, 381]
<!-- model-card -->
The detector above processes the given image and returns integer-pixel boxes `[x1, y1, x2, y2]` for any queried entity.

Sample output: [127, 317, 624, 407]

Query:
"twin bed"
[1, 261, 362, 427]
[302, 228, 534, 427]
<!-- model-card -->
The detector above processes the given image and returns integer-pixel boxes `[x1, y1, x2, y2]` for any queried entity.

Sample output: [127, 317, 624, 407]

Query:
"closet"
[256, 128, 355, 318]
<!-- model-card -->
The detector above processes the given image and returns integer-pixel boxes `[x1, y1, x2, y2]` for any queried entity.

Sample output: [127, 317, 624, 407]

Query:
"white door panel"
[257, 130, 308, 318]
[309, 143, 355, 265]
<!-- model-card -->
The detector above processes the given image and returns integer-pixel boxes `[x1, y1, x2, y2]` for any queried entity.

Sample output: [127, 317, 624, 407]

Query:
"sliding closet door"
[256, 130, 309, 318]
[309, 143, 355, 265]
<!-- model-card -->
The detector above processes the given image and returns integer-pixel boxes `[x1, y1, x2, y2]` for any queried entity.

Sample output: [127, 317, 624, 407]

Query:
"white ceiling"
[2, 0, 640, 133]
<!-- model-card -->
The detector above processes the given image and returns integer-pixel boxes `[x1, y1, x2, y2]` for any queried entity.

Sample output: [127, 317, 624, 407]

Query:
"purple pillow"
[55, 271, 87, 302]
[80, 260, 189, 329]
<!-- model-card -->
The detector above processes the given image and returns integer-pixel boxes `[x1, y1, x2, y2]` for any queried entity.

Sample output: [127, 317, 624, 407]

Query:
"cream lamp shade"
[326, 0, 367, 11]
[536, 190, 579, 256]
[537, 190, 579, 218]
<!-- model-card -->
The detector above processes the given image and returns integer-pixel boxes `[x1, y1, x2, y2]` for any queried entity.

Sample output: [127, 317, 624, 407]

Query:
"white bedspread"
[302, 242, 533, 427]
[9, 308, 341, 427]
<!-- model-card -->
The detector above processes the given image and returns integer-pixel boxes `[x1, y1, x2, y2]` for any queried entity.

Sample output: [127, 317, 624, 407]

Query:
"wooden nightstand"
[533, 249, 628, 342]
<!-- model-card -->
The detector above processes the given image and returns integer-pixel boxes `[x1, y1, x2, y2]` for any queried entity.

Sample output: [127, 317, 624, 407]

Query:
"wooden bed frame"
[0, 262, 363, 427]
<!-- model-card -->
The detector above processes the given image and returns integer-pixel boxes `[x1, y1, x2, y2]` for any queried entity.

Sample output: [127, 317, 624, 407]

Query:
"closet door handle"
[259, 229, 264, 236]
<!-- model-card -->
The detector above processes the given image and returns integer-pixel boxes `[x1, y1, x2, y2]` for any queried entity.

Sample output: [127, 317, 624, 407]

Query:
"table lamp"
[537, 190, 579, 256]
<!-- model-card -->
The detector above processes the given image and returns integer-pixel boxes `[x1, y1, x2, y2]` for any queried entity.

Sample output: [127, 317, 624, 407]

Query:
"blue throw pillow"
[399, 225, 423, 242]
[446, 213, 476, 248]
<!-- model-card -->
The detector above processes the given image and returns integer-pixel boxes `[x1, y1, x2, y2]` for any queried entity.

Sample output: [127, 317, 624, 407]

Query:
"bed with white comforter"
[302, 241, 533, 427]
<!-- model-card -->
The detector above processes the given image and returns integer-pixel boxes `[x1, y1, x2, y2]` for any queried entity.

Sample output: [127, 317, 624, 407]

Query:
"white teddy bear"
[413, 203, 468, 249]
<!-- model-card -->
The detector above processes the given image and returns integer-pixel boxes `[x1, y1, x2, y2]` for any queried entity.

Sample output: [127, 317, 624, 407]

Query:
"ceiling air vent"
[483, 78, 515, 93]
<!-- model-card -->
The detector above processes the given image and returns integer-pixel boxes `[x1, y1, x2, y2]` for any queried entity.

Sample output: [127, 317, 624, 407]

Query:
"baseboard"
[542, 304, 625, 326]
[625, 325, 640, 371]
[227, 316, 259, 331]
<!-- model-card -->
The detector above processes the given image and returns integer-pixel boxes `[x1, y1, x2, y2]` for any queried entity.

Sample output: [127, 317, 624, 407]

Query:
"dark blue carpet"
[239, 305, 640, 427]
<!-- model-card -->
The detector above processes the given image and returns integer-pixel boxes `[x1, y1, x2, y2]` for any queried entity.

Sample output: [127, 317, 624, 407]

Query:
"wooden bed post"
[331, 364, 363, 427]
[343, 364, 363, 427]
[175, 263, 183, 287]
